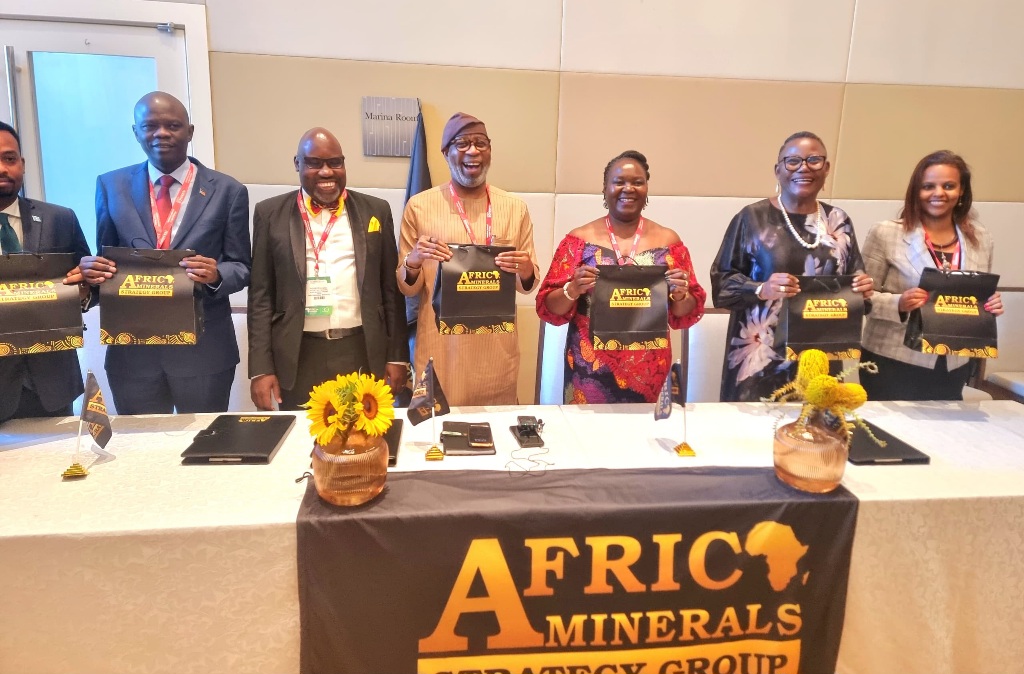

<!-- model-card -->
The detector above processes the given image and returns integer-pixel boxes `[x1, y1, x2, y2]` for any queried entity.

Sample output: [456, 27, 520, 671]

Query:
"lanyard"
[605, 216, 644, 265]
[924, 229, 961, 271]
[149, 163, 196, 249]
[296, 191, 346, 277]
[448, 182, 492, 245]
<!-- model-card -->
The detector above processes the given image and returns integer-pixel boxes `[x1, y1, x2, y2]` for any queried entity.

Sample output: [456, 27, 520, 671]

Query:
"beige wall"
[201, 0, 1024, 402]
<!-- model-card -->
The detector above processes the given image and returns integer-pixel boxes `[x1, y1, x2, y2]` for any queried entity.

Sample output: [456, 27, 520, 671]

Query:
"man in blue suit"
[0, 121, 93, 423]
[80, 92, 251, 414]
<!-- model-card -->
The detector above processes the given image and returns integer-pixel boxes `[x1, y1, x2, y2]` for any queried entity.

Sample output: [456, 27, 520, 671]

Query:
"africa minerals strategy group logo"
[417, 521, 814, 674]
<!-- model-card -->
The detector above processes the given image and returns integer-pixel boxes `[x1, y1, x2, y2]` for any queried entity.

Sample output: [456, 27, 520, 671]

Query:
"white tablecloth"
[2, 401, 1023, 674]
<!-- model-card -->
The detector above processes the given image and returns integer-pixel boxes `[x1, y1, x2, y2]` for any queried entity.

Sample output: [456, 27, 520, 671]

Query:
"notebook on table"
[848, 420, 930, 465]
[385, 418, 404, 466]
[181, 414, 296, 465]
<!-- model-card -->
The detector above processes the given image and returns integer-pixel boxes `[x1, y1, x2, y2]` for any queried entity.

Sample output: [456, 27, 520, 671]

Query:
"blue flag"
[654, 370, 673, 420]
[405, 104, 432, 203]
[654, 362, 687, 420]
[81, 371, 112, 448]
[403, 103, 432, 337]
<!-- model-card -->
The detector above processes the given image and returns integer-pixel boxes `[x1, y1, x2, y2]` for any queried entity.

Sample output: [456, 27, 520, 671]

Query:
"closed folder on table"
[181, 414, 296, 465]
[848, 420, 930, 465]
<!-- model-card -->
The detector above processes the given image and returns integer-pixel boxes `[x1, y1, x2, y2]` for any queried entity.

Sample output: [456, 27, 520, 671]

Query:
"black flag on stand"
[81, 371, 112, 448]
[671, 361, 687, 405]
[654, 361, 687, 420]
[407, 358, 450, 426]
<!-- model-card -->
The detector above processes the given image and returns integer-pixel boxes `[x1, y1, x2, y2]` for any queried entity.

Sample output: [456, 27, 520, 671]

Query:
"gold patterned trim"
[785, 347, 862, 361]
[437, 320, 516, 335]
[592, 335, 669, 351]
[0, 335, 83, 356]
[100, 329, 197, 345]
[921, 339, 997, 358]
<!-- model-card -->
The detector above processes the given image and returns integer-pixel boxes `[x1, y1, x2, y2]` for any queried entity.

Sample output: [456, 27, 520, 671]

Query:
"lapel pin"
[199, 188, 207, 197]
[32, 215, 42, 222]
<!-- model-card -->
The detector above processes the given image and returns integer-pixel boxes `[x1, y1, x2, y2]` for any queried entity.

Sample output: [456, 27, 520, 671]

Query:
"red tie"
[155, 175, 175, 249]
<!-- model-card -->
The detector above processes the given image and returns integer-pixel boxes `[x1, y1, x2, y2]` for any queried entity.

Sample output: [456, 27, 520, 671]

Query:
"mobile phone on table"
[468, 423, 493, 448]
[510, 416, 544, 448]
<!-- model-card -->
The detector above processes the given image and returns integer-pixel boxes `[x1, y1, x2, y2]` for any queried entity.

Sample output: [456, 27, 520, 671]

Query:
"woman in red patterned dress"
[536, 151, 705, 403]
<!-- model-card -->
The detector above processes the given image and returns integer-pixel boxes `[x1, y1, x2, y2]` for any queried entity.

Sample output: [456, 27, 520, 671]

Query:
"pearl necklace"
[777, 198, 825, 249]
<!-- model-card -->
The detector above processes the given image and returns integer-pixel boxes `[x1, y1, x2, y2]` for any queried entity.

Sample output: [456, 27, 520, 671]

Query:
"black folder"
[385, 418, 404, 467]
[181, 414, 296, 465]
[848, 420, 930, 465]
[440, 421, 496, 455]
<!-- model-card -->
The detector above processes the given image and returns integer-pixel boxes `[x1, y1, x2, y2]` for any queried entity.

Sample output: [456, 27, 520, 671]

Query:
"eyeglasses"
[451, 137, 491, 152]
[302, 157, 344, 170]
[0, 153, 20, 166]
[779, 155, 827, 171]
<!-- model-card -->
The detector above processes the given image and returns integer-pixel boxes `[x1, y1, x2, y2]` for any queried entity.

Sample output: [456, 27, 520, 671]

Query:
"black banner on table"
[0, 252, 83, 357]
[432, 244, 515, 335]
[298, 466, 858, 674]
[904, 268, 999, 358]
[774, 275, 864, 360]
[591, 264, 669, 350]
[99, 247, 203, 346]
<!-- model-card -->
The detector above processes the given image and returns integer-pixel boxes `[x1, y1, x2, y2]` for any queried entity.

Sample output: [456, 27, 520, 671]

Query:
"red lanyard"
[924, 229, 961, 271]
[148, 163, 196, 249]
[296, 191, 346, 277]
[605, 216, 644, 265]
[448, 182, 492, 245]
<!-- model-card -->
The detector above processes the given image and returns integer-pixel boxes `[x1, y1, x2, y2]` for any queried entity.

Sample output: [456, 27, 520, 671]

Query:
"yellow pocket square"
[367, 216, 381, 233]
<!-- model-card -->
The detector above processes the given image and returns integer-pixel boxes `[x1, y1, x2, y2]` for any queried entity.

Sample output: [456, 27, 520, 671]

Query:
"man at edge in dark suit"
[0, 121, 92, 423]
[248, 127, 409, 411]
[80, 92, 251, 414]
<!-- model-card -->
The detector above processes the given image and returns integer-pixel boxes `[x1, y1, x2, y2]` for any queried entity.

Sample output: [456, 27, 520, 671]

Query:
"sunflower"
[352, 374, 395, 437]
[304, 380, 343, 445]
[304, 374, 359, 444]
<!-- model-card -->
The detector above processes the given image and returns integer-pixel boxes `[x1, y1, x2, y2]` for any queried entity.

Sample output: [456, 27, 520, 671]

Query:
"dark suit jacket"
[248, 189, 408, 390]
[0, 197, 90, 421]
[95, 159, 251, 377]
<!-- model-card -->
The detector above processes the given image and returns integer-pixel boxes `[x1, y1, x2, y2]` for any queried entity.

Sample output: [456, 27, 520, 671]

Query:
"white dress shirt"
[300, 190, 362, 332]
[147, 159, 196, 245]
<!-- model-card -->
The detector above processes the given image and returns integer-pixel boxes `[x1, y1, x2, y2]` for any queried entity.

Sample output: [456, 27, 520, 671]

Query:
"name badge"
[305, 276, 333, 317]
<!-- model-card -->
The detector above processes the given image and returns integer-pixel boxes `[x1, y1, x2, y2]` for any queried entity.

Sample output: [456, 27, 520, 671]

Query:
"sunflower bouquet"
[304, 373, 395, 450]
[766, 348, 882, 444]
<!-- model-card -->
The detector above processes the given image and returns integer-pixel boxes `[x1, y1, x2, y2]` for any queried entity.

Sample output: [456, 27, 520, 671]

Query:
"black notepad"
[385, 418, 403, 467]
[181, 414, 296, 465]
[848, 420, 930, 465]
[440, 421, 496, 456]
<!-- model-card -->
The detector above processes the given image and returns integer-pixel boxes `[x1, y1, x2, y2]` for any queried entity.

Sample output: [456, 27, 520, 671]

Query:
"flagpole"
[428, 356, 437, 445]
[74, 416, 85, 466]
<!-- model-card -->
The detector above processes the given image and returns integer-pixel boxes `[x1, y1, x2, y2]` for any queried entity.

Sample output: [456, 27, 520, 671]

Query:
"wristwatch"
[755, 283, 765, 300]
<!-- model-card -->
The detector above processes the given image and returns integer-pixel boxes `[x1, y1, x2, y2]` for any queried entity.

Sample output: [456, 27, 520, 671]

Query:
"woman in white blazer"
[860, 150, 1003, 400]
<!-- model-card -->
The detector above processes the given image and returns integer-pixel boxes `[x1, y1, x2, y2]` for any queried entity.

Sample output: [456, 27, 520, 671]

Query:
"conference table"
[1, 401, 1023, 674]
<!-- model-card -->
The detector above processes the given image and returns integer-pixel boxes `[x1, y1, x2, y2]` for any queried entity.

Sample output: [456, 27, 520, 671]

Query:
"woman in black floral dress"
[710, 131, 874, 402]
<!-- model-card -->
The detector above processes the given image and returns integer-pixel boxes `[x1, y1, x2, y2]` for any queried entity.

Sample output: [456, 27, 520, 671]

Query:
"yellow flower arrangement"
[304, 373, 395, 446]
[766, 348, 883, 444]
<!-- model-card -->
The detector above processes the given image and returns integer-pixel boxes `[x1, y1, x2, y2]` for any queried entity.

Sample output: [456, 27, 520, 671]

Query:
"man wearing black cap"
[397, 112, 538, 405]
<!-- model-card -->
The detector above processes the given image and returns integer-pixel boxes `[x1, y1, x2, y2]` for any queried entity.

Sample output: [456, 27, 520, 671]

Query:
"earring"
[602, 197, 608, 209]
[774, 181, 781, 196]
[643, 196, 649, 211]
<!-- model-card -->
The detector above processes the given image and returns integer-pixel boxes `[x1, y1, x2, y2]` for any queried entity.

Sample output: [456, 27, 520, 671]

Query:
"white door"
[1, 19, 191, 413]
